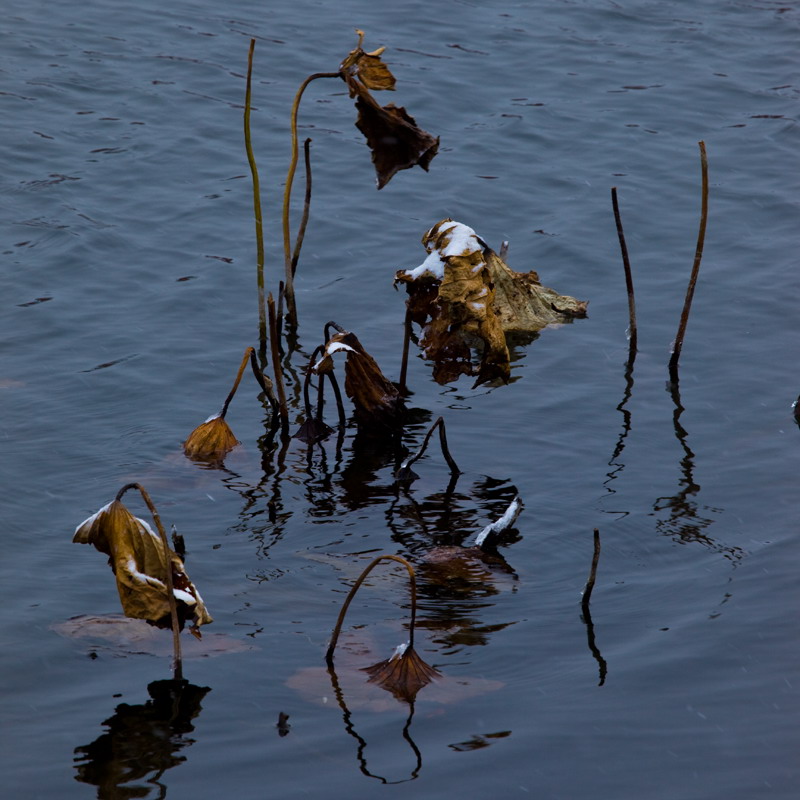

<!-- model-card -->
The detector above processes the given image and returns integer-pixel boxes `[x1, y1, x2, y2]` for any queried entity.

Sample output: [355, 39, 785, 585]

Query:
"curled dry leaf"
[362, 641, 442, 704]
[73, 500, 212, 634]
[317, 330, 404, 431]
[339, 30, 439, 189]
[183, 414, 240, 463]
[395, 219, 588, 385]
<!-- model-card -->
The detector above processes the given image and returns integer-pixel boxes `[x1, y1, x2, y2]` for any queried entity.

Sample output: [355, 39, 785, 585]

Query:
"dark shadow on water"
[74, 678, 210, 799]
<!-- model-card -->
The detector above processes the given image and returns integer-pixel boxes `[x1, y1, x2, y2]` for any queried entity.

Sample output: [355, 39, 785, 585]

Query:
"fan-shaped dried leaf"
[183, 414, 240, 462]
[363, 642, 442, 703]
[73, 501, 212, 632]
[321, 330, 404, 431]
[395, 219, 588, 385]
[339, 31, 439, 188]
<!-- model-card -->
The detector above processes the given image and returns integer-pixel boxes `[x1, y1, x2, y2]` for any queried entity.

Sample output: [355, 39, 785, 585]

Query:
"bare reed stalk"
[116, 483, 183, 680]
[268, 293, 289, 427]
[290, 137, 314, 277]
[398, 304, 412, 395]
[611, 187, 638, 357]
[244, 39, 268, 361]
[326, 554, 417, 666]
[669, 141, 709, 376]
[220, 347, 256, 418]
[282, 72, 341, 325]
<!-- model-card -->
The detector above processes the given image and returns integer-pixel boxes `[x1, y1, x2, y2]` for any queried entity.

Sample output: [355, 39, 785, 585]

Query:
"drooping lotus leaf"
[395, 219, 588, 385]
[362, 642, 442, 703]
[183, 414, 240, 463]
[317, 330, 404, 431]
[339, 31, 439, 189]
[74, 500, 212, 634]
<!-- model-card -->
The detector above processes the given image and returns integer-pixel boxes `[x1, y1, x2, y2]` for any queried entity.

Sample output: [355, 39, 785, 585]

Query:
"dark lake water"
[2, 0, 798, 797]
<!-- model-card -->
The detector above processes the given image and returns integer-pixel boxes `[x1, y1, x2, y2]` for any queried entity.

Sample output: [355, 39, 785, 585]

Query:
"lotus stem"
[268, 293, 289, 428]
[326, 370, 347, 429]
[398, 417, 461, 478]
[290, 137, 313, 278]
[669, 141, 709, 378]
[116, 482, 183, 680]
[282, 71, 341, 326]
[611, 187, 637, 358]
[247, 347, 280, 418]
[244, 39, 267, 362]
[398, 304, 412, 395]
[326, 554, 417, 666]
[220, 347, 255, 419]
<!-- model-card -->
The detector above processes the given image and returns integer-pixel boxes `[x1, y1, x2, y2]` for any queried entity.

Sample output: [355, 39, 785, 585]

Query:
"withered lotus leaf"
[395, 219, 588, 385]
[318, 330, 404, 431]
[339, 31, 439, 189]
[183, 414, 240, 462]
[362, 642, 442, 704]
[73, 500, 212, 633]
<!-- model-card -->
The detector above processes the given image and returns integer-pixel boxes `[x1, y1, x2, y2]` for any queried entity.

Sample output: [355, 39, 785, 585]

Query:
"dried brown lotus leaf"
[396, 219, 588, 385]
[326, 330, 404, 430]
[73, 500, 212, 631]
[340, 32, 396, 93]
[183, 415, 240, 462]
[362, 643, 442, 703]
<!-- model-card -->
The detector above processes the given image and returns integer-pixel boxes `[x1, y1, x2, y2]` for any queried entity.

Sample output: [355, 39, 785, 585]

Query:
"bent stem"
[220, 347, 256, 419]
[326, 554, 417, 667]
[116, 482, 183, 680]
[669, 141, 709, 379]
[247, 347, 280, 419]
[611, 187, 637, 359]
[282, 71, 341, 325]
[397, 417, 461, 478]
[244, 39, 267, 361]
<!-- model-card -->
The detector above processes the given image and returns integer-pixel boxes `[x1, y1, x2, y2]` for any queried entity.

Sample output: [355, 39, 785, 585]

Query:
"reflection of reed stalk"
[611, 187, 637, 358]
[669, 141, 709, 377]
[268, 294, 289, 427]
[244, 40, 267, 360]
[116, 483, 183, 680]
[326, 555, 417, 666]
[282, 72, 341, 325]
[397, 416, 461, 478]
[581, 528, 601, 616]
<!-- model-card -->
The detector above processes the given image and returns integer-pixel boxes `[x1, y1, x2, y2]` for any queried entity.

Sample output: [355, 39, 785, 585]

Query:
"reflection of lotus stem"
[290, 138, 313, 277]
[326, 555, 417, 666]
[669, 140, 709, 377]
[244, 40, 267, 361]
[611, 187, 637, 359]
[268, 294, 289, 427]
[581, 528, 601, 616]
[400, 416, 461, 477]
[303, 345, 325, 421]
[220, 347, 255, 419]
[282, 71, 342, 325]
[116, 483, 183, 680]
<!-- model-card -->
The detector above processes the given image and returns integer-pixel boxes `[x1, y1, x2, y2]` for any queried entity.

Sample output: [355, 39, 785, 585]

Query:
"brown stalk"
[396, 416, 461, 480]
[290, 137, 314, 278]
[220, 347, 255, 419]
[268, 293, 289, 427]
[669, 141, 709, 378]
[247, 347, 280, 418]
[611, 187, 638, 358]
[326, 554, 417, 666]
[244, 39, 267, 361]
[398, 303, 412, 395]
[116, 483, 183, 680]
[282, 71, 341, 325]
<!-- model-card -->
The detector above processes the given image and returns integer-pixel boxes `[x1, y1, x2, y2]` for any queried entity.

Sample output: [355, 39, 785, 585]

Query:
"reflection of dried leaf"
[183, 414, 240, 463]
[319, 330, 404, 431]
[340, 31, 438, 189]
[74, 501, 212, 632]
[363, 642, 442, 703]
[396, 219, 588, 385]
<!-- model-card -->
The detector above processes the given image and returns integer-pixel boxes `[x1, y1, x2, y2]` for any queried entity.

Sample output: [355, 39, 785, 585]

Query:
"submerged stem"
[669, 141, 709, 377]
[326, 555, 417, 666]
[116, 483, 183, 680]
[282, 72, 341, 325]
[244, 39, 267, 361]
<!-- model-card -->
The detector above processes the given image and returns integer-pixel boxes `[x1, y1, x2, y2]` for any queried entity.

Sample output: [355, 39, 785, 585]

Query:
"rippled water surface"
[2, 0, 798, 797]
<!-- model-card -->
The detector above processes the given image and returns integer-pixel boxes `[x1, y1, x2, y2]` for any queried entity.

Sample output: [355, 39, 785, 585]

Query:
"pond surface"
[2, 0, 798, 797]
